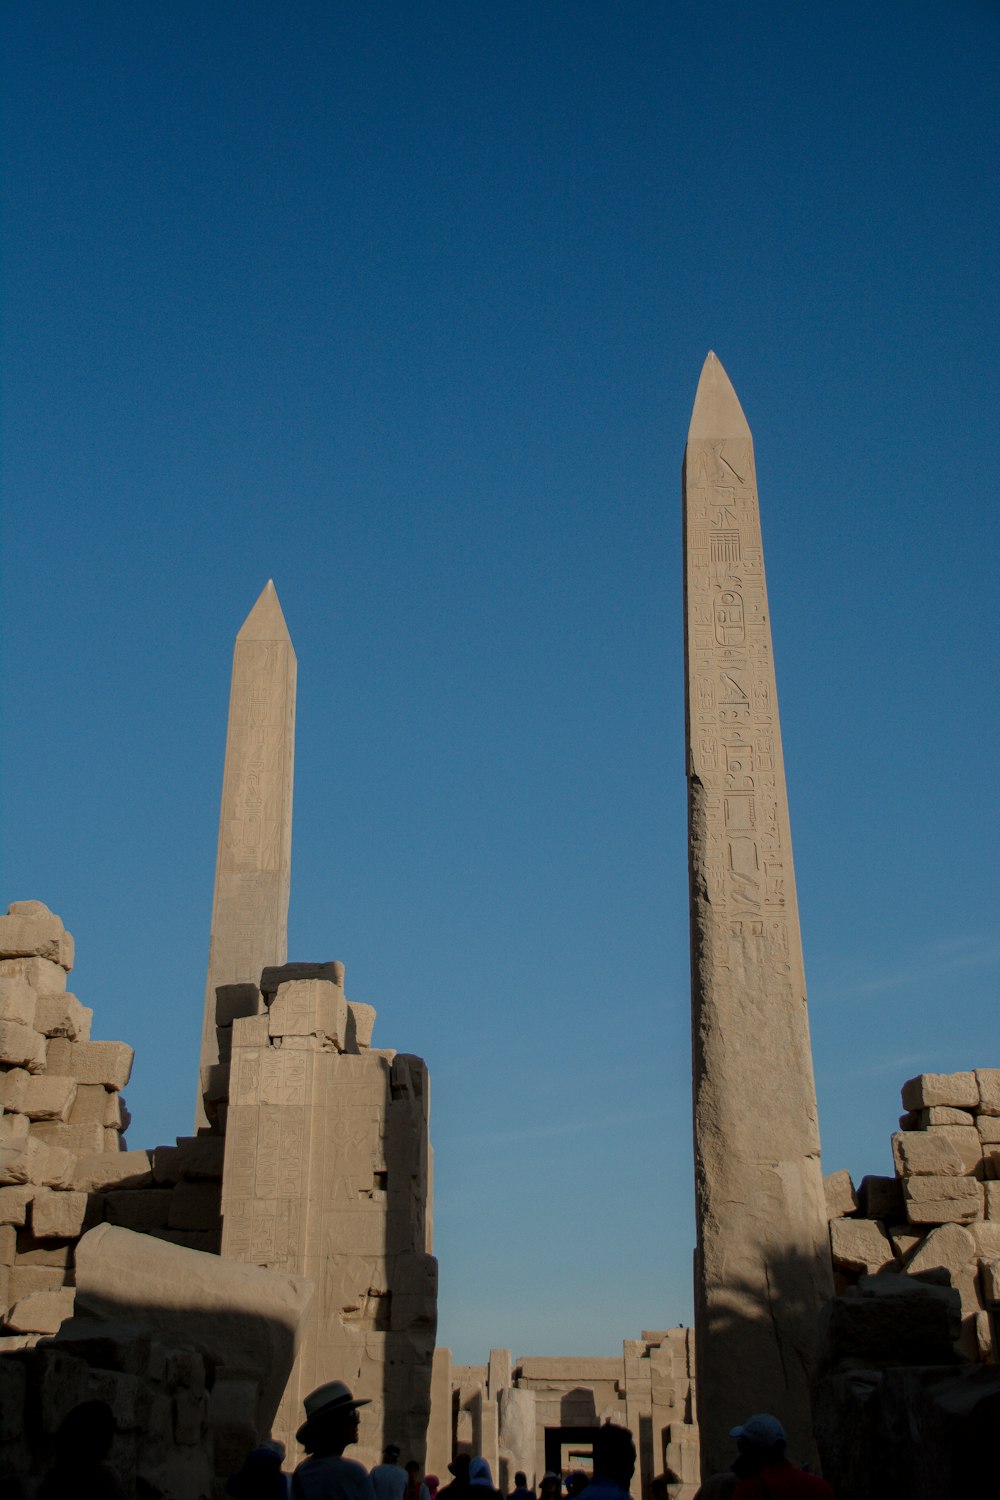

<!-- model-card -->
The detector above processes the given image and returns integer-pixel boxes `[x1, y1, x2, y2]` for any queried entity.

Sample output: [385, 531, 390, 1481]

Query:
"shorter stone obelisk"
[195, 581, 296, 1130]
[683, 355, 833, 1475]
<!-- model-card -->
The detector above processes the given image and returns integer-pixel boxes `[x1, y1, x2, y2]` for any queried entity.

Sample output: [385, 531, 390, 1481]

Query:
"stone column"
[196, 581, 296, 1130]
[683, 354, 833, 1475]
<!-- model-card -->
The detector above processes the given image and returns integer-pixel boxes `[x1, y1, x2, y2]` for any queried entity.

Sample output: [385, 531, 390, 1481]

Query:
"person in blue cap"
[726, 1415, 834, 1500]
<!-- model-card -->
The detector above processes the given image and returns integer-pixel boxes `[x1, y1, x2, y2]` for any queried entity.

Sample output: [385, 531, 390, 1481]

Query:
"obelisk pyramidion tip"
[687, 351, 752, 443]
[236, 579, 293, 643]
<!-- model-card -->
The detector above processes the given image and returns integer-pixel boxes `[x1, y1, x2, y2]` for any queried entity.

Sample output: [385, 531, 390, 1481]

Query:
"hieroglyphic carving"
[683, 354, 831, 1478]
[196, 582, 296, 1129]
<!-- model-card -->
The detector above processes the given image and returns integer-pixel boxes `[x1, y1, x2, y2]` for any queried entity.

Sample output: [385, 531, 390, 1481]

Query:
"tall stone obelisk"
[196, 580, 296, 1130]
[683, 354, 832, 1474]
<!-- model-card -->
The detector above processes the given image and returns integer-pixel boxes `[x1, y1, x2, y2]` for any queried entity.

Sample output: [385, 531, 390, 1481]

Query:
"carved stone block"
[904, 1176, 983, 1225]
[0, 977, 36, 1029]
[0, 913, 74, 971]
[892, 1126, 983, 1179]
[901, 1072, 979, 1111]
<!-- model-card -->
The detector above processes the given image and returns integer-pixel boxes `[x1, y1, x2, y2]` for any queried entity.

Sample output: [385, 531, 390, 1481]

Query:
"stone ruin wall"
[0, 902, 436, 1490]
[823, 1067, 1000, 1365]
[444, 1333, 698, 1500]
[216, 960, 437, 1467]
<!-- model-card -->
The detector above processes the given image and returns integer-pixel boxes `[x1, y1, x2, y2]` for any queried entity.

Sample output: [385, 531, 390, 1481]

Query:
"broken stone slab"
[969, 1223, 1000, 1258]
[0, 1115, 30, 1147]
[30, 1188, 95, 1240]
[890, 1227, 924, 1260]
[904, 1224, 978, 1281]
[268, 979, 348, 1048]
[72, 1150, 152, 1192]
[977, 1117, 1000, 1145]
[986, 1183, 1000, 1220]
[0, 1021, 47, 1073]
[33, 993, 92, 1042]
[980, 1261, 1000, 1303]
[260, 961, 345, 999]
[0, 912, 74, 971]
[892, 1126, 983, 1178]
[0, 956, 66, 992]
[902, 1072, 979, 1111]
[0, 977, 37, 1028]
[0, 1186, 33, 1226]
[74, 1224, 314, 1431]
[104, 1093, 130, 1131]
[977, 1071, 1000, 1118]
[215, 984, 261, 1028]
[904, 1176, 983, 1225]
[16, 1075, 78, 1122]
[830, 1218, 895, 1274]
[44, 1039, 133, 1090]
[858, 1176, 906, 1222]
[925, 1106, 977, 1127]
[0, 1138, 74, 1189]
[824, 1169, 858, 1219]
[5, 1286, 75, 1334]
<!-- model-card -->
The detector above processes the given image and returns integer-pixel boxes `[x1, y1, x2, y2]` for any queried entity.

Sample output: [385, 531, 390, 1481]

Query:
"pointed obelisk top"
[236, 579, 293, 644]
[686, 350, 752, 442]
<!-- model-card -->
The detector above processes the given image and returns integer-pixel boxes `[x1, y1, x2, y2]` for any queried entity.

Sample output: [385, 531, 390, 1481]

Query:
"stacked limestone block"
[219, 962, 435, 1468]
[0, 901, 134, 1334]
[824, 1068, 1000, 1365]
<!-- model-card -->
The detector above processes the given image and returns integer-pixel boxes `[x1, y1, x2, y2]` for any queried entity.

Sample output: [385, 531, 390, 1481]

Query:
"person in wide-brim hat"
[296, 1380, 371, 1448]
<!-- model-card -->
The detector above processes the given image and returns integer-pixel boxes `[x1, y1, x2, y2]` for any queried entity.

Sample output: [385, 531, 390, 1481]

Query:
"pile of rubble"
[824, 1068, 1000, 1363]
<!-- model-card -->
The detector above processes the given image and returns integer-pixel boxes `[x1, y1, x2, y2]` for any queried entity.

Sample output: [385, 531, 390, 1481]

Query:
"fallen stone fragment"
[830, 1218, 894, 1274]
[5, 1286, 75, 1334]
[824, 1170, 857, 1219]
[0, 912, 74, 970]
[74, 1224, 313, 1430]
[32, 993, 92, 1042]
[977, 1071, 1000, 1118]
[0, 1021, 47, 1073]
[925, 1106, 977, 1126]
[17, 1075, 77, 1122]
[0, 957, 66, 991]
[0, 977, 36, 1028]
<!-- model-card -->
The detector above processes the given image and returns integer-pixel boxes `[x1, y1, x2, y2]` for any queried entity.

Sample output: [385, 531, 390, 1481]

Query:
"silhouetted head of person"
[565, 1472, 588, 1498]
[514, 1475, 528, 1491]
[296, 1381, 370, 1457]
[407, 1463, 422, 1479]
[55, 1401, 115, 1464]
[539, 1474, 561, 1500]
[447, 1455, 471, 1482]
[592, 1424, 636, 1490]
[729, 1415, 786, 1475]
[384, 1446, 402, 1464]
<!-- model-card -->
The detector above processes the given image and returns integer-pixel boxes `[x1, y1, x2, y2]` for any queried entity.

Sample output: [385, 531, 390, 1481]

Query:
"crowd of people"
[28, 1380, 835, 1500]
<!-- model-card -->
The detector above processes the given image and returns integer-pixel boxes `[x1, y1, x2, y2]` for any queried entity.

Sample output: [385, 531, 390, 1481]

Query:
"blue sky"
[2, 1, 998, 1364]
